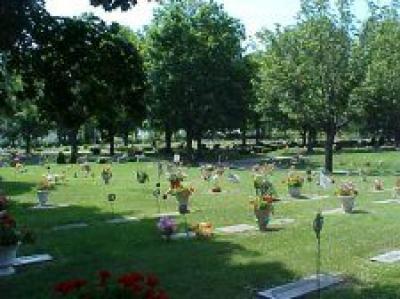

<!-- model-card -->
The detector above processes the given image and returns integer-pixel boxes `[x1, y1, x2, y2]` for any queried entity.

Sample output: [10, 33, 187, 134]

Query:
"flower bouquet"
[136, 171, 149, 184]
[165, 185, 194, 214]
[0, 213, 34, 275]
[101, 166, 113, 185]
[157, 217, 177, 241]
[250, 195, 274, 231]
[0, 191, 8, 213]
[373, 179, 384, 191]
[166, 172, 183, 189]
[287, 173, 304, 198]
[336, 181, 358, 213]
[200, 165, 214, 181]
[54, 270, 168, 299]
[254, 175, 276, 198]
[192, 222, 213, 238]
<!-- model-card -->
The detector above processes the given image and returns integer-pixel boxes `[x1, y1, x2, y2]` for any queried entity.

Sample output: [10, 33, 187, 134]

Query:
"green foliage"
[144, 0, 246, 149]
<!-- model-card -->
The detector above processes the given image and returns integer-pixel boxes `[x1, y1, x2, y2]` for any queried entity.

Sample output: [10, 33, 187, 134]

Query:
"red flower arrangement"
[54, 270, 168, 299]
[0, 192, 8, 211]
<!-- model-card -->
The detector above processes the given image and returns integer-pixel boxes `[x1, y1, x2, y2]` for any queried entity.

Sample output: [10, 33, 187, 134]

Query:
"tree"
[32, 15, 109, 162]
[145, 0, 245, 152]
[355, 3, 400, 146]
[94, 25, 146, 156]
[257, 0, 361, 171]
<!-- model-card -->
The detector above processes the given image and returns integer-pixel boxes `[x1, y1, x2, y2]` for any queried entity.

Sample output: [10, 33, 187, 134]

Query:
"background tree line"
[1, 0, 400, 171]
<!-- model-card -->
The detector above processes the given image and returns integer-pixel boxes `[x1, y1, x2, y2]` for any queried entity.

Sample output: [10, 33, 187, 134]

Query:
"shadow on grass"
[314, 279, 400, 299]
[0, 199, 300, 299]
[0, 180, 36, 196]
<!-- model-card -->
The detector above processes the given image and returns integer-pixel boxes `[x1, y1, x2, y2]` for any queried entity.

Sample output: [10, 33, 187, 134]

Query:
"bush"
[56, 152, 66, 164]
[98, 157, 109, 164]
[90, 147, 101, 155]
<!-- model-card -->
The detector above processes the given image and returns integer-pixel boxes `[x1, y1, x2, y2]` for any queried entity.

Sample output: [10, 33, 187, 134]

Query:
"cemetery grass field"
[2, 150, 400, 298]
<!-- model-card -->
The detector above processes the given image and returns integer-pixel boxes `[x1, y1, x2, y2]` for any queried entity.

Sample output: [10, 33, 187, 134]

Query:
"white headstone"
[173, 154, 180, 163]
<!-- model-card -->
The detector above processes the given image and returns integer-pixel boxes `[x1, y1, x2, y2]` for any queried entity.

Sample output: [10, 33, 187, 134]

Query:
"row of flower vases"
[288, 187, 356, 213]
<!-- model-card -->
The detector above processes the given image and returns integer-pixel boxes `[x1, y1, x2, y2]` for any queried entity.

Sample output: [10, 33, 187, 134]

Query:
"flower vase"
[177, 198, 189, 214]
[102, 174, 111, 185]
[338, 196, 355, 213]
[0, 244, 18, 276]
[254, 209, 271, 231]
[37, 190, 49, 206]
[288, 186, 301, 198]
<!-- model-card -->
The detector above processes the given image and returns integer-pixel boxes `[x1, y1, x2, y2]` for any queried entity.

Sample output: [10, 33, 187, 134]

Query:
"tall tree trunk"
[165, 126, 172, 153]
[109, 132, 115, 156]
[241, 128, 247, 146]
[25, 134, 31, 154]
[307, 129, 316, 153]
[395, 130, 400, 148]
[196, 135, 202, 150]
[123, 132, 129, 147]
[69, 129, 79, 164]
[255, 118, 261, 145]
[301, 128, 307, 147]
[186, 129, 193, 152]
[324, 127, 335, 173]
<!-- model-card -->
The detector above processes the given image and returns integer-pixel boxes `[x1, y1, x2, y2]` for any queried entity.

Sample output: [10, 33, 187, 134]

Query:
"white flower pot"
[102, 174, 111, 185]
[37, 190, 49, 206]
[338, 195, 355, 213]
[0, 244, 18, 276]
[288, 186, 302, 198]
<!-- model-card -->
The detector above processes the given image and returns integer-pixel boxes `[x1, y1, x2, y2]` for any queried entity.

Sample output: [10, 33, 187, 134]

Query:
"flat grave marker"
[52, 222, 89, 231]
[30, 204, 70, 210]
[152, 212, 180, 218]
[269, 218, 295, 226]
[164, 232, 197, 240]
[106, 216, 139, 224]
[13, 254, 53, 266]
[215, 224, 257, 234]
[374, 199, 400, 204]
[322, 208, 344, 216]
[257, 274, 343, 299]
[371, 251, 400, 263]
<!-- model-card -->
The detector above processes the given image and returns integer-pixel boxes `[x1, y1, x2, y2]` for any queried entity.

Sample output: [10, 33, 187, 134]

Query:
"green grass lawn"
[1, 150, 400, 298]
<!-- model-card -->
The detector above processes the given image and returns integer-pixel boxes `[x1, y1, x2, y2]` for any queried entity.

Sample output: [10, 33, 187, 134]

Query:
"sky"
[45, 0, 389, 39]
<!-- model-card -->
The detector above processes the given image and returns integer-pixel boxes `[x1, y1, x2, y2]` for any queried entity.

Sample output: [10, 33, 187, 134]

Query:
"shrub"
[90, 147, 101, 155]
[56, 152, 66, 164]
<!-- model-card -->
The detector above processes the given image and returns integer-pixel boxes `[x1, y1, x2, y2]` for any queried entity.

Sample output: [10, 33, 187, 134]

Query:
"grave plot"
[257, 274, 343, 299]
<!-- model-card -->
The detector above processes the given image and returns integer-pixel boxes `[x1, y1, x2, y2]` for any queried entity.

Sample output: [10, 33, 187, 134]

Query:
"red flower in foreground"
[118, 272, 144, 288]
[0, 213, 16, 228]
[146, 274, 159, 288]
[98, 270, 112, 286]
[54, 279, 87, 296]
